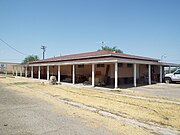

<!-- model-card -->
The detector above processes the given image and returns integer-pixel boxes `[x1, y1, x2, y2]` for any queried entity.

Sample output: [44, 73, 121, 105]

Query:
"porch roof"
[29, 50, 160, 65]
[160, 62, 180, 67]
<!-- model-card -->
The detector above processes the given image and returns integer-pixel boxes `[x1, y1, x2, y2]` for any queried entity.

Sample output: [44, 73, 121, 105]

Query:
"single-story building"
[0, 62, 20, 74]
[13, 50, 180, 88]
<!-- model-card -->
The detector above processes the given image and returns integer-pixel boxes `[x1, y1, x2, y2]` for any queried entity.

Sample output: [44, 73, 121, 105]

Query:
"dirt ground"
[0, 86, 115, 135]
[0, 77, 180, 135]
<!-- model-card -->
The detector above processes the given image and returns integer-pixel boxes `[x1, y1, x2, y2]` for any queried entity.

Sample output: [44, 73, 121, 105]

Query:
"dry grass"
[1, 77, 180, 134]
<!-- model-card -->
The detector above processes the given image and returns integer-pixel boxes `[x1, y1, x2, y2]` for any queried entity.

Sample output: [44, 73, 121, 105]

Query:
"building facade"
[13, 50, 180, 88]
[0, 62, 20, 74]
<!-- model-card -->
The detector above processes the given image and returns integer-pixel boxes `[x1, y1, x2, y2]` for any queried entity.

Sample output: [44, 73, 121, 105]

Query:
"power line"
[0, 38, 27, 56]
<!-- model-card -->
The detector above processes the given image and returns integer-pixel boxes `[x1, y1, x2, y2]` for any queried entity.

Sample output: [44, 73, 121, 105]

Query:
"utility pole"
[41, 45, 46, 59]
[161, 54, 166, 62]
[102, 41, 104, 46]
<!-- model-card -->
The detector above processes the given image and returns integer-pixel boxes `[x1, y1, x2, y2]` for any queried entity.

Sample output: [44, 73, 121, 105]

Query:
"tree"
[100, 45, 123, 53]
[22, 55, 39, 64]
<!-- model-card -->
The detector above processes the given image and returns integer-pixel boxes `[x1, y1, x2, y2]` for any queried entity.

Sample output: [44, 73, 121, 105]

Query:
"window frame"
[97, 64, 105, 68]
[127, 63, 133, 68]
[118, 63, 123, 68]
[78, 64, 84, 68]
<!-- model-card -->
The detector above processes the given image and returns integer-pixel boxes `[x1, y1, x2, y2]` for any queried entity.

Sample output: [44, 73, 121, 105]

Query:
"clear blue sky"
[0, 0, 180, 63]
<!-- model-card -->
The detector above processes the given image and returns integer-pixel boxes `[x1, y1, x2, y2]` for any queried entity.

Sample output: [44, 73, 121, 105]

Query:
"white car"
[164, 69, 180, 83]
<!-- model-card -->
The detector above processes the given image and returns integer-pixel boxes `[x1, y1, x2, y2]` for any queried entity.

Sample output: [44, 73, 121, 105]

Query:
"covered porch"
[24, 60, 165, 89]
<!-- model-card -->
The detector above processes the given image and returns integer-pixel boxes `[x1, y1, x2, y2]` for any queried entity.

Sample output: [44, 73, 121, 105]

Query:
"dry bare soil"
[0, 77, 180, 135]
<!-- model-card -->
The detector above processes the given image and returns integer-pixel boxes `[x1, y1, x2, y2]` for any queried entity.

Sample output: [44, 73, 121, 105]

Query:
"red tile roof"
[30, 50, 159, 64]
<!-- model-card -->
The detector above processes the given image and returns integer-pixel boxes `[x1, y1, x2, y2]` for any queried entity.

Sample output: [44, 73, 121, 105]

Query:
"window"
[127, 64, 133, 68]
[174, 70, 180, 74]
[97, 64, 105, 68]
[118, 63, 123, 67]
[78, 64, 84, 68]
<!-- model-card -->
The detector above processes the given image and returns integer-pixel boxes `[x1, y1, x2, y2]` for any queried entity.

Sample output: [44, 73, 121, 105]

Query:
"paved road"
[130, 83, 180, 99]
[0, 86, 113, 135]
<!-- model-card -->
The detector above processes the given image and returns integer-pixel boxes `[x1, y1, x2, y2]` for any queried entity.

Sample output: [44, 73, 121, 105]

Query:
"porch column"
[58, 65, 60, 83]
[15, 67, 18, 76]
[47, 65, 49, 80]
[38, 66, 41, 79]
[115, 62, 118, 89]
[160, 65, 163, 83]
[92, 64, 95, 87]
[5, 69, 7, 76]
[12, 66, 14, 75]
[169, 66, 171, 73]
[148, 64, 151, 85]
[134, 64, 137, 87]
[25, 66, 27, 78]
[20, 67, 22, 77]
[31, 66, 33, 78]
[5, 64, 7, 76]
[72, 64, 75, 84]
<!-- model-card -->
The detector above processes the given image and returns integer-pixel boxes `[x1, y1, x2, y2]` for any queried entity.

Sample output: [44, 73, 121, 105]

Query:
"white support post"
[16, 67, 18, 76]
[5, 65, 7, 76]
[169, 66, 171, 73]
[134, 64, 137, 87]
[47, 66, 49, 80]
[148, 64, 151, 85]
[92, 64, 95, 87]
[31, 66, 33, 78]
[20, 67, 22, 77]
[12, 66, 14, 76]
[38, 66, 41, 79]
[115, 62, 118, 89]
[72, 64, 75, 84]
[160, 66, 163, 83]
[25, 66, 27, 78]
[58, 65, 60, 83]
[5, 70, 7, 76]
